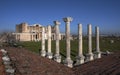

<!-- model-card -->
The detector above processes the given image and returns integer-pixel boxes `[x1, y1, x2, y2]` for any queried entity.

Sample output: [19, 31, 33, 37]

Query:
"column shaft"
[41, 27, 46, 57]
[48, 25, 51, 53]
[75, 24, 85, 65]
[88, 24, 92, 54]
[63, 17, 73, 68]
[54, 21, 61, 63]
[96, 26, 99, 52]
[56, 24, 60, 54]
[42, 27, 45, 51]
[78, 24, 82, 56]
[94, 26, 101, 59]
[66, 22, 71, 59]
[46, 25, 53, 59]
[85, 24, 94, 62]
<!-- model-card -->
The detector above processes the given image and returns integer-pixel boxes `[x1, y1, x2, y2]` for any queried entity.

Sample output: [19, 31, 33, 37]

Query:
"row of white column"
[40, 17, 101, 68]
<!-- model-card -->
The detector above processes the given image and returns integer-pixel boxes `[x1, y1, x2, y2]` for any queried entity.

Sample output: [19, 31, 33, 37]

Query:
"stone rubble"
[0, 49, 16, 75]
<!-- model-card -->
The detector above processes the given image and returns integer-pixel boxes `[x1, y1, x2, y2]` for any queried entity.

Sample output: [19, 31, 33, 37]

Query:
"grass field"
[17, 37, 120, 60]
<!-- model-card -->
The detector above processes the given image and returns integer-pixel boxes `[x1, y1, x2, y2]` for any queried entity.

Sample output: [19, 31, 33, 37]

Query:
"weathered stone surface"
[75, 24, 85, 65]
[63, 17, 73, 68]
[14, 23, 64, 41]
[0, 49, 7, 56]
[41, 27, 46, 57]
[94, 26, 101, 59]
[46, 25, 53, 59]
[75, 55, 85, 65]
[6, 68, 15, 73]
[86, 24, 94, 62]
[2, 56, 10, 62]
[53, 21, 61, 63]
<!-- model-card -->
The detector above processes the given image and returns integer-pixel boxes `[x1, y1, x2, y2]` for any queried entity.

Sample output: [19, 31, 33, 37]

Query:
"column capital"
[54, 21, 61, 25]
[95, 26, 99, 32]
[63, 17, 73, 22]
[48, 25, 51, 27]
[78, 23, 82, 25]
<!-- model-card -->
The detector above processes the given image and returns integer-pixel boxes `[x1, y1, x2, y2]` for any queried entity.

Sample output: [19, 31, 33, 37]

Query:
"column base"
[41, 50, 46, 57]
[85, 53, 94, 62]
[63, 58, 73, 68]
[94, 51, 101, 59]
[75, 55, 85, 65]
[54, 54, 61, 63]
[46, 52, 53, 59]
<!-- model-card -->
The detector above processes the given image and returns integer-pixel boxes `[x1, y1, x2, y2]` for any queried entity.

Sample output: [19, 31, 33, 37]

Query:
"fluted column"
[94, 26, 101, 59]
[41, 27, 46, 57]
[75, 24, 85, 65]
[46, 25, 53, 59]
[63, 17, 73, 68]
[53, 21, 61, 63]
[86, 24, 94, 62]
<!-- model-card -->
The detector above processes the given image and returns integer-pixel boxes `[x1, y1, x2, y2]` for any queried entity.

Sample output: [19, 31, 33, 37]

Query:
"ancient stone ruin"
[40, 17, 101, 68]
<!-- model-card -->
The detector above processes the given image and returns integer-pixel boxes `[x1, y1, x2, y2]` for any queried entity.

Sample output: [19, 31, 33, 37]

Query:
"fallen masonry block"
[2, 56, 10, 62]
[3, 61, 11, 65]
[101, 51, 113, 55]
[6, 68, 15, 74]
[5, 65, 13, 69]
[0, 49, 7, 55]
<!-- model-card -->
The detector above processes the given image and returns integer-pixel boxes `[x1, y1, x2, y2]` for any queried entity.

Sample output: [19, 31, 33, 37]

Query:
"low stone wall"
[0, 51, 6, 75]
[0, 49, 15, 75]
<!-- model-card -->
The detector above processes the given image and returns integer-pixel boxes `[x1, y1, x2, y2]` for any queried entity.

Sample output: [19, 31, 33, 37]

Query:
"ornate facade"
[14, 23, 65, 41]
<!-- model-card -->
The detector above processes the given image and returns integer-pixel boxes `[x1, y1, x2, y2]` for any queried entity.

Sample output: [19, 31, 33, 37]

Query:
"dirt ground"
[1, 47, 120, 75]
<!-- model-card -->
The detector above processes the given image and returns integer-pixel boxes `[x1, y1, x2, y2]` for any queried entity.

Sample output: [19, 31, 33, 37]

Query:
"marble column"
[41, 27, 46, 57]
[75, 24, 85, 65]
[53, 21, 61, 63]
[86, 24, 94, 62]
[94, 26, 101, 58]
[46, 25, 53, 59]
[63, 17, 73, 68]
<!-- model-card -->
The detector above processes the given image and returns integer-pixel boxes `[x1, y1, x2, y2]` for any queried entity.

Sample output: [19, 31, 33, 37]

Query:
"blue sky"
[0, 0, 120, 34]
